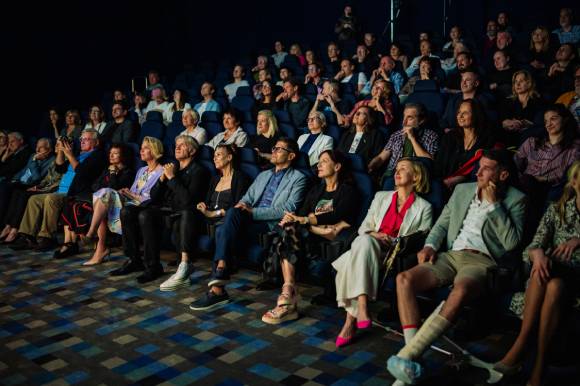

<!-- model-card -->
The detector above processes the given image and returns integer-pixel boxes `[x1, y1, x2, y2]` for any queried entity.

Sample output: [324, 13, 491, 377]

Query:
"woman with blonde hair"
[333, 158, 433, 347]
[82, 136, 164, 265]
[527, 26, 554, 72]
[496, 160, 580, 386]
[250, 110, 280, 164]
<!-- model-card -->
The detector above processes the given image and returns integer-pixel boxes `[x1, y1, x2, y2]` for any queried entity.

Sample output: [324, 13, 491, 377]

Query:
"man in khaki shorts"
[387, 149, 527, 385]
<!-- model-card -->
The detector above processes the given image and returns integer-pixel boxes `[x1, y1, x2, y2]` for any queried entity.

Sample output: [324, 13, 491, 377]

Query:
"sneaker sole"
[208, 278, 229, 287]
[189, 298, 230, 311]
[261, 311, 299, 325]
[160, 280, 191, 291]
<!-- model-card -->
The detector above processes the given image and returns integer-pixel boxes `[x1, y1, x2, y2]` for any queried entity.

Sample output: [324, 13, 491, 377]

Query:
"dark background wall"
[3, 0, 577, 136]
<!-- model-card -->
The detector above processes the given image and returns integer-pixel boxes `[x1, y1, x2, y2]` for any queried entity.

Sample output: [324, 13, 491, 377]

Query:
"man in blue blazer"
[387, 149, 527, 384]
[190, 137, 308, 310]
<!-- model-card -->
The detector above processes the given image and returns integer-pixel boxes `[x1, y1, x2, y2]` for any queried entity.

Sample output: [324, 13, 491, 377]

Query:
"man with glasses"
[11, 129, 105, 251]
[190, 137, 308, 310]
[101, 101, 138, 144]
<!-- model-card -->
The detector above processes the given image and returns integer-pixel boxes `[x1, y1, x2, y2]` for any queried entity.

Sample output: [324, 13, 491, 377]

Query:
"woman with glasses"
[337, 106, 385, 168]
[84, 105, 107, 135]
[297, 111, 334, 167]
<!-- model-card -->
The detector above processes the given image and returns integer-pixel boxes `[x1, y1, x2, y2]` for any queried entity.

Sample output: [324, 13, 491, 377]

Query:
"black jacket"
[297, 182, 357, 225]
[55, 149, 106, 197]
[0, 145, 33, 180]
[205, 169, 251, 209]
[101, 119, 139, 144]
[163, 160, 209, 211]
[337, 129, 385, 165]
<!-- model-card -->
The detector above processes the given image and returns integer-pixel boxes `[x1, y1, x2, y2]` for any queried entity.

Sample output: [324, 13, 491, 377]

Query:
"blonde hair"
[182, 108, 200, 123]
[398, 157, 430, 194]
[142, 136, 164, 160]
[556, 160, 580, 225]
[257, 110, 278, 138]
[511, 70, 539, 99]
[529, 26, 550, 52]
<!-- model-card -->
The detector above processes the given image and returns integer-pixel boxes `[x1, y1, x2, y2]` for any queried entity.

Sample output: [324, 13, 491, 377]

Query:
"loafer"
[189, 289, 230, 311]
[9, 235, 38, 250]
[109, 260, 145, 276]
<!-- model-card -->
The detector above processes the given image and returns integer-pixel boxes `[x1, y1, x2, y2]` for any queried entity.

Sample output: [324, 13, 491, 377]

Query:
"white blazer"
[297, 133, 334, 166]
[358, 191, 433, 236]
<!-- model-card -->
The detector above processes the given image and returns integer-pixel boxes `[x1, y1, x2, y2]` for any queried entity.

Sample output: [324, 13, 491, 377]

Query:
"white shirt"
[341, 72, 368, 86]
[224, 80, 250, 102]
[145, 101, 170, 123]
[450, 187, 499, 255]
[180, 126, 208, 146]
[165, 102, 192, 123]
[206, 127, 248, 149]
[84, 122, 107, 134]
[348, 132, 364, 153]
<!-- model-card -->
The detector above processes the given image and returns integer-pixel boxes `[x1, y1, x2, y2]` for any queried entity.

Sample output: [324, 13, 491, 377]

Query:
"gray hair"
[182, 108, 200, 123]
[81, 128, 99, 139]
[37, 137, 53, 149]
[8, 132, 24, 141]
[309, 111, 327, 128]
[175, 134, 199, 154]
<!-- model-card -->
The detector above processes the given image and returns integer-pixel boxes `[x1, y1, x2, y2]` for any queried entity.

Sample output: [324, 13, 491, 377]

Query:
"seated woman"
[57, 144, 135, 262]
[261, 150, 357, 324]
[496, 160, 580, 386]
[337, 106, 385, 168]
[434, 99, 493, 193]
[160, 144, 250, 291]
[525, 26, 555, 76]
[499, 70, 545, 147]
[514, 104, 579, 233]
[345, 79, 395, 127]
[165, 89, 192, 123]
[84, 105, 107, 135]
[252, 80, 278, 116]
[389, 42, 409, 71]
[180, 108, 207, 146]
[82, 137, 164, 265]
[250, 110, 280, 166]
[333, 158, 433, 347]
[252, 69, 272, 100]
[206, 108, 248, 149]
[401, 56, 439, 95]
[297, 111, 334, 167]
[59, 109, 82, 146]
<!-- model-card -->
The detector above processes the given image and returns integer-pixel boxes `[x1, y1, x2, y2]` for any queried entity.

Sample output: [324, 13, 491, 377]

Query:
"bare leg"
[528, 278, 564, 386]
[357, 295, 370, 321]
[338, 312, 357, 339]
[4, 227, 18, 242]
[181, 252, 189, 263]
[0, 225, 11, 238]
[500, 276, 547, 366]
[439, 278, 484, 322]
[396, 266, 440, 327]
[86, 200, 107, 238]
[86, 219, 109, 264]
[281, 258, 295, 285]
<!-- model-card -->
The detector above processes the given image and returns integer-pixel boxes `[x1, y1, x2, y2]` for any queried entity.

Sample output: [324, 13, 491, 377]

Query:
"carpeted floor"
[0, 246, 575, 386]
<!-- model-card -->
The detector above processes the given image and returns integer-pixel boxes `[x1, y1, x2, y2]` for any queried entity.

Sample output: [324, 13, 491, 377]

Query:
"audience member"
[387, 149, 526, 385]
[552, 7, 580, 44]
[276, 66, 293, 87]
[406, 40, 441, 78]
[482, 20, 499, 59]
[310, 80, 350, 126]
[252, 80, 278, 115]
[335, 58, 367, 95]
[194, 82, 222, 117]
[526, 26, 555, 74]
[251, 56, 270, 82]
[297, 111, 334, 167]
[189, 137, 307, 310]
[206, 108, 248, 149]
[488, 49, 516, 99]
[555, 65, 580, 124]
[165, 89, 191, 123]
[84, 105, 107, 135]
[276, 78, 311, 128]
[333, 158, 433, 347]
[0, 132, 32, 182]
[271, 41, 288, 68]
[250, 110, 280, 165]
[442, 26, 464, 57]
[334, 5, 358, 43]
[145, 87, 170, 123]
[290, 44, 306, 66]
[325, 42, 342, 76]
[544, 43, 577, 99]
[337, 106, 384, 167]
[180, 108, 207, 146]
[252, 69, 273, 100]
[304, 62, 325, 93]
[101, 101, 139, 144]
[224, 65, 250, 102]
[262, 150, 357, 324]
[347, 79, 394, 126]
[389, 42, 409, 71]
[443, 51, 474, 92]
[440, 70, 491, 130]
[401, 56, 438, 95]
[47, 109, 62, 140]
[368, 56, 405, 95]
[131, 92, 148, 126]
[59, 109, 82, 144]
[145, 69, 163, 94]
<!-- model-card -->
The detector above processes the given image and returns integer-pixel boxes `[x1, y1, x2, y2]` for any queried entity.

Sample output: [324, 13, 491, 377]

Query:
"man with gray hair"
[11, 129, 105, 251]
[0, 132, 32, 181]
[113, 135, 208, 284]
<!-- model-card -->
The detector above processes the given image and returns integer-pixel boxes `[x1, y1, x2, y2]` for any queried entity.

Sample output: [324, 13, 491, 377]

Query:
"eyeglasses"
[271, 146, 291, 153]
[307, 117, 320, 122]
[79, 137, 93, 142]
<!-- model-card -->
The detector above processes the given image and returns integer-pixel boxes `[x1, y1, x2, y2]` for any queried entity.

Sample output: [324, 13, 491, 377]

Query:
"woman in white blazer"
[297, 111, 334, 167]
[333, 158, 433, 347]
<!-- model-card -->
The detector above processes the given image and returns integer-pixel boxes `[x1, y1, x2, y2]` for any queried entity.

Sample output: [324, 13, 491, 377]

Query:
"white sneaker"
[159, 262, 192, 291]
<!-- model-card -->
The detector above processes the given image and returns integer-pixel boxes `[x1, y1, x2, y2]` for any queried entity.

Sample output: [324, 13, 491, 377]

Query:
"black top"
[250, 133, 280, 155]
[433, 131, 493, 179]
[337, 129, 385, 165]
[498, 96, 545, 124]
[163, 160, 209, 211]
[73, 166, 136, 202]
[283, 97, 311, 128]
[297, 182, 357, 225]
[55, 149, 107, 197]
[205, 170, 251, 210]
[440, 93, 493, 129]
[0, 145, 33, 180]
[208, 189, 232, 211]
[101, 119, 139, 144]
[488, 67, 516, 99]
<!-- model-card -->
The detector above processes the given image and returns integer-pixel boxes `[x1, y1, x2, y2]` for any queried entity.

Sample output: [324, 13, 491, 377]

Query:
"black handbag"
[381, 229, 429, 287]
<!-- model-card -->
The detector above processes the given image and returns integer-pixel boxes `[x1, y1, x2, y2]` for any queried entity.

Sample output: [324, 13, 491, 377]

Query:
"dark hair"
[319, 149, 352, 183]
[350, 105, 376, 133]
[284, 77, 301, 92]
[112, 100, 129, 111]
[418, 56, 435, 78]
[482, 148, 517, 186]
[233, 64, 246, 76]
[536, 104, 579, 150]
[215, 144, 239, 170]
[277, 136, 299, 157]
[110, 143, 135, 169]
[279, 66, 293, 75]
[171, 88, 188, 111]
[493, 49, 510, 59]
[389, 42, 404, 54]
[222, 108, 242, 125]
[404, 102, 428, 123]
[453, 99, 488, 140]
[457, 51, 474, 62]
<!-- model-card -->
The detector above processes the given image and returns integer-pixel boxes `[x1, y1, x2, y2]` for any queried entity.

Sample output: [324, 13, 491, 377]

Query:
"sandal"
[261, 283, 299, 325]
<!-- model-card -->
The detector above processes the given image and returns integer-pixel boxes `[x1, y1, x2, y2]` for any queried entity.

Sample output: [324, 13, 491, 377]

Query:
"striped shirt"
[515, 137, 580, 185]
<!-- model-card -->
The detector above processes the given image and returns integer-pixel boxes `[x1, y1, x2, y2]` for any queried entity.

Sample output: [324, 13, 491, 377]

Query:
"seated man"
[11, 129, 105, 251]
[101, 101, 138, 144]
[189, 137, 308, 310]
[193, 82, 222, 118]
[110, 136, 208, 284]
[0, 132, 32, 182]
[276, 78, 311, 128]
[387, 149, 526, 384]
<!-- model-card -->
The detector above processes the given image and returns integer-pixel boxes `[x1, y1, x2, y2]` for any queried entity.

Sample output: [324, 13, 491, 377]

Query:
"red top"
[378, 191, 416, 237]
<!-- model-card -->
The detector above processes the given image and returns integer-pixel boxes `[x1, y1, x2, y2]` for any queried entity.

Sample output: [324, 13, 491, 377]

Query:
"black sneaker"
[208, 266, 230, 287]
[189, 289, 230, 311]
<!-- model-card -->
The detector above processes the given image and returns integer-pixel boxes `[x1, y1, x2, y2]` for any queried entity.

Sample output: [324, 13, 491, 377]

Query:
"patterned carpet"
[0, 245, 575, 386]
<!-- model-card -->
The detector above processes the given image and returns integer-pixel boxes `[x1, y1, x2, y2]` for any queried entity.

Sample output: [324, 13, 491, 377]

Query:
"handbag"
[380, 229, 429, 287]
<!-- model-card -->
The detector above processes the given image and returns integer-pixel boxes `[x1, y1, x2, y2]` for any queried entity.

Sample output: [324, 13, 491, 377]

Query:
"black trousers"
[121, 205, 163, 274]
[170, 209, 200, 254]
[3, 187, 36, 228]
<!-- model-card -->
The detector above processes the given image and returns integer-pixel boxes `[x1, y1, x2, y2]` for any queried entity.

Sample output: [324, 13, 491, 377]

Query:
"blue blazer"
[240, 167, 308, 228]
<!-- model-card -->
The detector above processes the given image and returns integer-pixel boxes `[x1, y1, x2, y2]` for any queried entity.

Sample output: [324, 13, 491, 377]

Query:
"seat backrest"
[345, 153, 366, 172]
[236, 86, 252, 97]
[201, 111, 221, 123]
[231, 96, 255, 112]
[238, 147, 258, 164]
[242, 122, 257, 136]
[405, 92, 445, 118]
[171, 111, 183, 123]
[294, 152, 310, 169]
[326, 125, 342, 144]
[352, 171, 374, 227]
[146, 111, 163, 122]
[273, 109, 291, 124]
[278, 123, 297, 139]
[240, 162, 261, 179]
[413, 80, 439, 92]
[202, 122, 224, 139]
[139, 121, 165, 142]
[198, 145, 214, 160]
[323, 110, 338, 126]
[199, 159, 218, 177]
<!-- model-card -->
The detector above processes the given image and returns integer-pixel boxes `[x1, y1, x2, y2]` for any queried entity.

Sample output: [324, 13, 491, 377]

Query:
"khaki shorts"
[421, 250, 497, 287]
